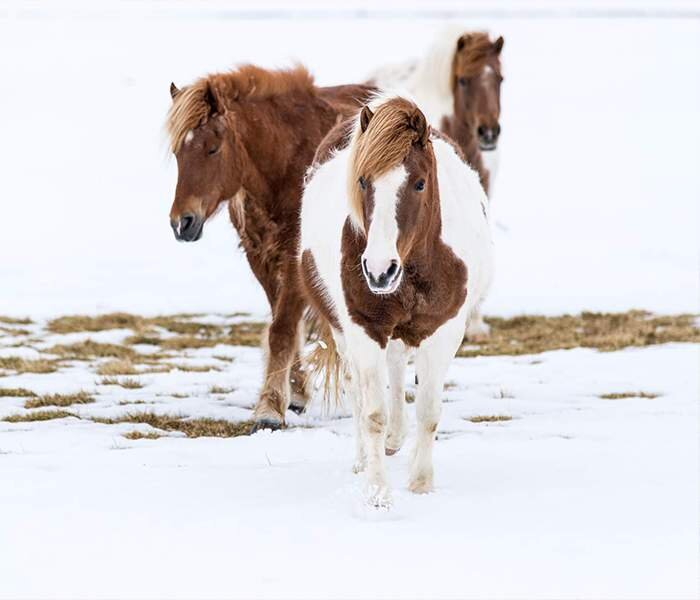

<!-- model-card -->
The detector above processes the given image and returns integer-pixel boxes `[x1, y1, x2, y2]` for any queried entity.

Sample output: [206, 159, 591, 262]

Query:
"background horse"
[369, 27, 503, 341]
[299, 97, 493, 507]
[369, 26, 504, 195]
[167, 65, 373, 431]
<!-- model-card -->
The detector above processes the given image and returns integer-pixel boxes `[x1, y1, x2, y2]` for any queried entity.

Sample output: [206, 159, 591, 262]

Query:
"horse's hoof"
[385, 446, 400, 456]
[251, 418, 284, 433]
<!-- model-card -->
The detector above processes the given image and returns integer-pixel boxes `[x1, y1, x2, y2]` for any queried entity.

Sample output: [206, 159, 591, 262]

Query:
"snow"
[0, 317, 697, 599]
[0, 3, 698, 598]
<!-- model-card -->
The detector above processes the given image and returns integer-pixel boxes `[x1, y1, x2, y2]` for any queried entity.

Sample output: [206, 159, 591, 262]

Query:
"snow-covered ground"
[0, 2, 698, 318]
[0, 316, 698, 599]
[0, 2, 698, 599]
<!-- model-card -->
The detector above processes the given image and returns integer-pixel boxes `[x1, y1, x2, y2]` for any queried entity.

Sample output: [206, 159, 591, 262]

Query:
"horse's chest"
[342, 247, 467, 349]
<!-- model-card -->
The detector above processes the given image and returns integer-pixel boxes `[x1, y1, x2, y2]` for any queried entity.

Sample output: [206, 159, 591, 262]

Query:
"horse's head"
[349, 99, 435, 295]
[166, 81, 244, 242]
[452, 33, 504, 151]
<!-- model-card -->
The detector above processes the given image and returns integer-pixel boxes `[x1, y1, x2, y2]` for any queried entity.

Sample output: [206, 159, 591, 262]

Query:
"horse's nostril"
[180, 214, 195, 232]
[477, 125, 486, 137]
[386, 260, 399, 279]
[493, 124, 501, 137]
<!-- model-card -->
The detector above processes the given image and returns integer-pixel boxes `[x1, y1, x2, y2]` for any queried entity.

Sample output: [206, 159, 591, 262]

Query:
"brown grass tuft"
[169, 363, 221, 373]
[47, 313, 145, 334]
[0, 387, 37, 397]
[158, 336, 221, 351]
[467, 415, 513, 423]
[458, 311, 700, 358]
[209, 385, 235, 394]
[599, 391, 660, 400]
[124, 334, 162, 346]
[24, 391, 94, 409]
[4, 409, 74, 422]
[99, 377, 144, 389]
[96, 359, 139, 376]
[0, 316, 32, 325]
[123, 430, 164, 440]
[0, 357, 58, 374]
[46, 340, 137, 361]
[93, 411, 254, 438]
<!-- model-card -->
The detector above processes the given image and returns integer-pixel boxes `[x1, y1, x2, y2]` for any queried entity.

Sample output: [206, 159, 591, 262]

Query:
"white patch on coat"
[362, 166, 406, 281]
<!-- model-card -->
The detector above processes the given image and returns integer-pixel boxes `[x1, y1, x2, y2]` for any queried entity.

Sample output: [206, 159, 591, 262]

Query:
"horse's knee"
[363, 409, 387, 435]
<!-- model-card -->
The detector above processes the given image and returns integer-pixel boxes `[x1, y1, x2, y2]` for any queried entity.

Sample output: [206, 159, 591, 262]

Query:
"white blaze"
[362, 166, 406, 278]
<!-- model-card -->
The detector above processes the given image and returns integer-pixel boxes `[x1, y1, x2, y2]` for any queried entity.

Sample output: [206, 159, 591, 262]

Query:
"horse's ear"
[457, 33, 470, 52]
[410, 109, 429, 147]
[493, 36, 504, 54]
[170, 82, 180, 101]
[204, 83, 224, 115]
[360, 106, 374, 133]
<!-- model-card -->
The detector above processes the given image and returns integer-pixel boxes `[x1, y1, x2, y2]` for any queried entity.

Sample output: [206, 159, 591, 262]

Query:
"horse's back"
[318, 84, 375, 120]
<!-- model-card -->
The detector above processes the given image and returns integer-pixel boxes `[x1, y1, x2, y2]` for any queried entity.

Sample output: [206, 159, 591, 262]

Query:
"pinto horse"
[166, 65, 373, 431]
[299, 97, 493, 507]
[369, 28, 503, 341]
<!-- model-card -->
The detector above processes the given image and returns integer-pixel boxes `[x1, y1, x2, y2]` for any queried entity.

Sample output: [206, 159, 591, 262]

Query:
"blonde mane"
[347, 97, 426, 232]
[166, 64, 316, 153]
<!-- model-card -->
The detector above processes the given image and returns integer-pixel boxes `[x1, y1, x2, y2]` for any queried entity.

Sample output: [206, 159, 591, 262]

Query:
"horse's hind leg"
[410, 318, 464, 494]
[385, 339, 409, 456]
[252, 288, 305, 431]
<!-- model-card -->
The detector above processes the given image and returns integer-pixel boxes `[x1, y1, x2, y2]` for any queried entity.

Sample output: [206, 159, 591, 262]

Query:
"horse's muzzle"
[478, 124, 500, 152]
[171, 213, 204, 242]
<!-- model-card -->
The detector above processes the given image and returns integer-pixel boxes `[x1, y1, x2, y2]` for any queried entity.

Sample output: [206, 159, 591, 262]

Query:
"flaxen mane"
[347, 98, 428, 231]
[166, 65, 316, 153]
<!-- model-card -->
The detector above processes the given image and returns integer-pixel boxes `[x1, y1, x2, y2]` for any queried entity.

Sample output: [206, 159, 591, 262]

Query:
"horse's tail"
[303, 308, 345, 413]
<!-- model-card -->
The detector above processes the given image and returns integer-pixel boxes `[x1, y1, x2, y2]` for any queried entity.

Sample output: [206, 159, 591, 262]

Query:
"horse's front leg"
[410, 318, 465, 494]
[288, 319, 310, 414]
[347, 328, 390, 507]
[252, 287, 305, 431]
[385, 338, 409, 456]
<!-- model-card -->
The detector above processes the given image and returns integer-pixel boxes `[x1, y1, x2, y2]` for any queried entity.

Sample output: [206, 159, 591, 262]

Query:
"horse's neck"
[441, 115, 488, 194]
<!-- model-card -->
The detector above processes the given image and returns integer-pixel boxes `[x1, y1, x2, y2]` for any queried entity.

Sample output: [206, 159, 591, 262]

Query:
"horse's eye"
[208, 147, 219, 156]
[458, 77, 467, 87]
[414, 179, 425, 192]
[358, 176, 367, 190]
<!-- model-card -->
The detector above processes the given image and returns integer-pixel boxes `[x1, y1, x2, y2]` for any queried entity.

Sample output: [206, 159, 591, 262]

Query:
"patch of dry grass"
[228, 321, 266, 347]
[123, 430, 164, 440]
[213, 355, 235, 363]
[93, 411, 254, 438]
[209, 385, 235, 394]
[119, 400, 149, 406]
[467, 415, 513, 423]
[4, 409, 74, 422]
[458, 311, 700, 358]
[96, 359, 139, 376]
[169, 363, 221, 373]
[0, 357, 58, 374]
[24, 391, 94, 409]
[0, 387, 37, 397]
[0, 316, 32, 325]
[99, 377, 144, 389]
[0, 326, 31, 336]
[124, 334, 162, 346]
[158, 336, 221, 351]
[599, 391, 660, 400]
[46, 340, 137, 361]
[47, 313, 146, 334]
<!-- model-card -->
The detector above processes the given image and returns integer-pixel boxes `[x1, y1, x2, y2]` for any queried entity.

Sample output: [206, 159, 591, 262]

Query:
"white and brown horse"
[299, 97, 493, 507]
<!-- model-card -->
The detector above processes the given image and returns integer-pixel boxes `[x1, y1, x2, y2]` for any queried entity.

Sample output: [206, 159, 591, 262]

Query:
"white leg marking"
[385, 338, 409, 455]
[409, 317, 465, 494]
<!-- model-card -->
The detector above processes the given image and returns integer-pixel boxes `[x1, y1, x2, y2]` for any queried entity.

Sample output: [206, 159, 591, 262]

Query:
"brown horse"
[299, 96, 493, 506]
[369, 28, 504, 195]
[166, 65, 373, 430]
